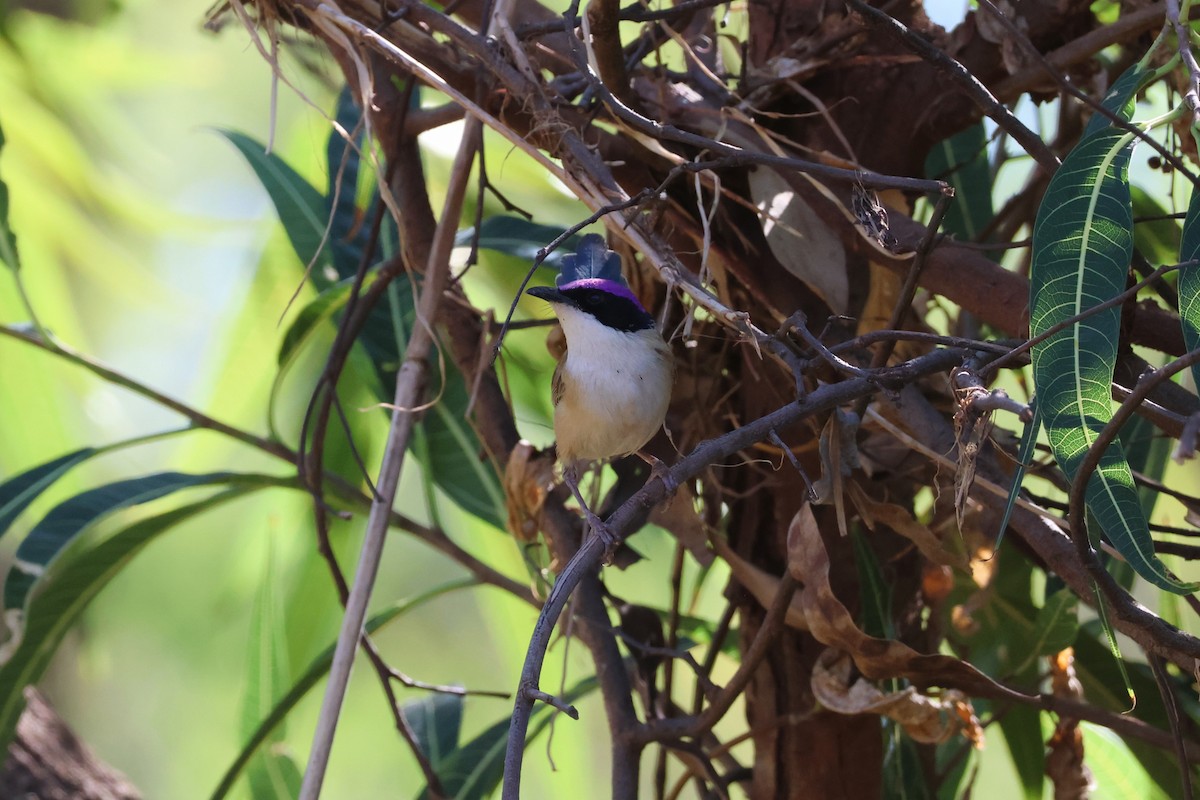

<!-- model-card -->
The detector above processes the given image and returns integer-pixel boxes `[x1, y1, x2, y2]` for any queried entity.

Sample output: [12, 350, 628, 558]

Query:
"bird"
[526, 234, 674, 558]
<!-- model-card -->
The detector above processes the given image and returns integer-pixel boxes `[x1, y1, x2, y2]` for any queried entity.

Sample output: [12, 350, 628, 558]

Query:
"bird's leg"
[563, 464, 620, 564]
[636, 451, 678, 494]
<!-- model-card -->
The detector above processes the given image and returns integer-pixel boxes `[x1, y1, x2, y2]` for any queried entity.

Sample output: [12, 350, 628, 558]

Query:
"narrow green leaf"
[1093, 583, 1136, 709]
[1131, 186, 1181, 267]
[1083, 62, 1151, 138]
[924, 124, 993, 243]
[3, 472, 281, 613]
[455, 216, 577, 267]
[0, 486, 267, 750]
[1177, 183, 1200, 393]
[218, 129, 332, 276]
[0, 448, 98, 538]
[1030, 126, 1196, 593]
[997, 705, 1044, 800]
[325, 87, 372, 282]
[407, 693, 463, 765]
[229, 111, 506, 528]
[882, 720, 932, 800]
[851, 529, 893, 640]
[242, 538, 300, 800]
[1011, 588, 1078, 677]
[995, 401, 1039, 552]
[0, 122, 19, 272]
[416, 676, 598, 800]
[209, 579, 477, 800]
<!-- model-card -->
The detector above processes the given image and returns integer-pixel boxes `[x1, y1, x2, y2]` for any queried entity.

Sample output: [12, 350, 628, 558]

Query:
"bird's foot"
[564, 465, 621, 564]
[581, 508, 621, 565]
[637, 452, 678, 494]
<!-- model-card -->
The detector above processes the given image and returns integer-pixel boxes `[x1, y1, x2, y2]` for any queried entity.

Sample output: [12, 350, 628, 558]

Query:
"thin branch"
[978, 0, 1196, 181]
[500, 347, 967, 795]
[844, 0, 1059, 173]
[978, 261, 1181, 381]
[298, 117, 483, 800]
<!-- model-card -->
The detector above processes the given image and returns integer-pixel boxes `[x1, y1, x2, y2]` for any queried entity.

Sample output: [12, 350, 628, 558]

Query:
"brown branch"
[501, 346, 968, 795]
[845, 0, 1059, 173]
[298, 116, 483, 800]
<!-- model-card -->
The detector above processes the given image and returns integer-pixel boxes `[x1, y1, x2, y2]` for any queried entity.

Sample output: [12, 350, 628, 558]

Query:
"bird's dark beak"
[527, 285, 569, 305]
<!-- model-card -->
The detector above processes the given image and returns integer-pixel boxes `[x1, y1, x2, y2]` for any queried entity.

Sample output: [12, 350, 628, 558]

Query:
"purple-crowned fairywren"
[526, 235, 673, 557]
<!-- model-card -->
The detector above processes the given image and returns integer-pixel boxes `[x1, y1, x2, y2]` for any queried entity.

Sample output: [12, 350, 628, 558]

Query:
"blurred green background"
[0, 1, 640, 796]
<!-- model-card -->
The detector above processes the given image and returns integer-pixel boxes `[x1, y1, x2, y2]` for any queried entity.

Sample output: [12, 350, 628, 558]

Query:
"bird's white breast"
[553, 306, 672, 465]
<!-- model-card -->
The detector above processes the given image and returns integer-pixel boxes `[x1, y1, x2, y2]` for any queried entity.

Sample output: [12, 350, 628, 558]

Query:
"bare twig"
[844, 0, 1059, 172]
[298, 118, 483, 800]
[500, 347, 967, 796]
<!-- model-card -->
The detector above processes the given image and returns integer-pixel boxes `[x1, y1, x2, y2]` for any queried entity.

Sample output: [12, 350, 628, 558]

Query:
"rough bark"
[0, 688, 141, 800]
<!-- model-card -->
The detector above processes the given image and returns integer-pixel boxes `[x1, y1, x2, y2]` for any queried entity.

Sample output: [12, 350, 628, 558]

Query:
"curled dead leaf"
[813, 650, 983, 746]
[786, 503, 1028, 700]
[503, 440, 556, 543]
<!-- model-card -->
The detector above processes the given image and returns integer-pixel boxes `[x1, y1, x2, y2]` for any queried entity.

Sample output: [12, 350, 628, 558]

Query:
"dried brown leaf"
[811, 408, 860, 537]
[1046, 648, 1093, 799]
[812, 651, 983, 746]
[786, 504, 1026, 699]
[747, 167, 848, 313]
[848, 481, 968, 568]
[503, 440, 556, 543]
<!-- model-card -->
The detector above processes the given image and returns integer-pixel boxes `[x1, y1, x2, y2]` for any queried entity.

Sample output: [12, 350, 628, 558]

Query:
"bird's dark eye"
[585, 292, 603, 306]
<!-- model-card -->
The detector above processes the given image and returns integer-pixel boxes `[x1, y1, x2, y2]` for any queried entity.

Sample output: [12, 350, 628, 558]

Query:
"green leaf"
[276, 273, 380, 369]
[407, 693, 463, 765]
[325, 86, 372, 282]
[242, 538, 301, 800]
[924, 124, 994, 243]
[882, 721, 932, 800]
[268, 270, 387, 439]
[997, 705, 1044, 800]
[416, 676, 598, 800]
[1014, 588, 1078, 675]
[1083, 723, 1172, 800]
[3, 472, 281, 613]
[1120, 408, 1171, 520]
[209, 579, 477, 800]
[1131, 186, 1181, 268]
[0, 485, 268, 751]
[1029, 126, 1196, 594]
[995, 401, 1040, 551]
[851, 529, 893, 640]
[230, 116, 506, 529]
[1084, 62, 1151, 138]
[0, 122, 19, 272]
[455, 216, 577, 267]
[1177, 183, 1200, 394]
[219, 129, 332, 276]
[0, 447, 98, 538]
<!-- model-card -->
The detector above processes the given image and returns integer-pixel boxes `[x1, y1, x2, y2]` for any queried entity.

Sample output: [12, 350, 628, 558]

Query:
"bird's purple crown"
[560, 278, 648, 313]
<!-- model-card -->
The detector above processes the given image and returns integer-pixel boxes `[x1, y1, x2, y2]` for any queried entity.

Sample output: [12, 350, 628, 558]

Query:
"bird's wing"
[551, 355, 566, 408]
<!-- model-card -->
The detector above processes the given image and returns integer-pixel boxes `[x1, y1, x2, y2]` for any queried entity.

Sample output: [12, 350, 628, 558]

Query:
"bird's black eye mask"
[561, 287, 655, 333]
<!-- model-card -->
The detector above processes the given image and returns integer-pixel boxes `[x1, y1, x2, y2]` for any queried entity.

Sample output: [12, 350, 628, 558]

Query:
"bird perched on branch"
[526, 234, 674, 557]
